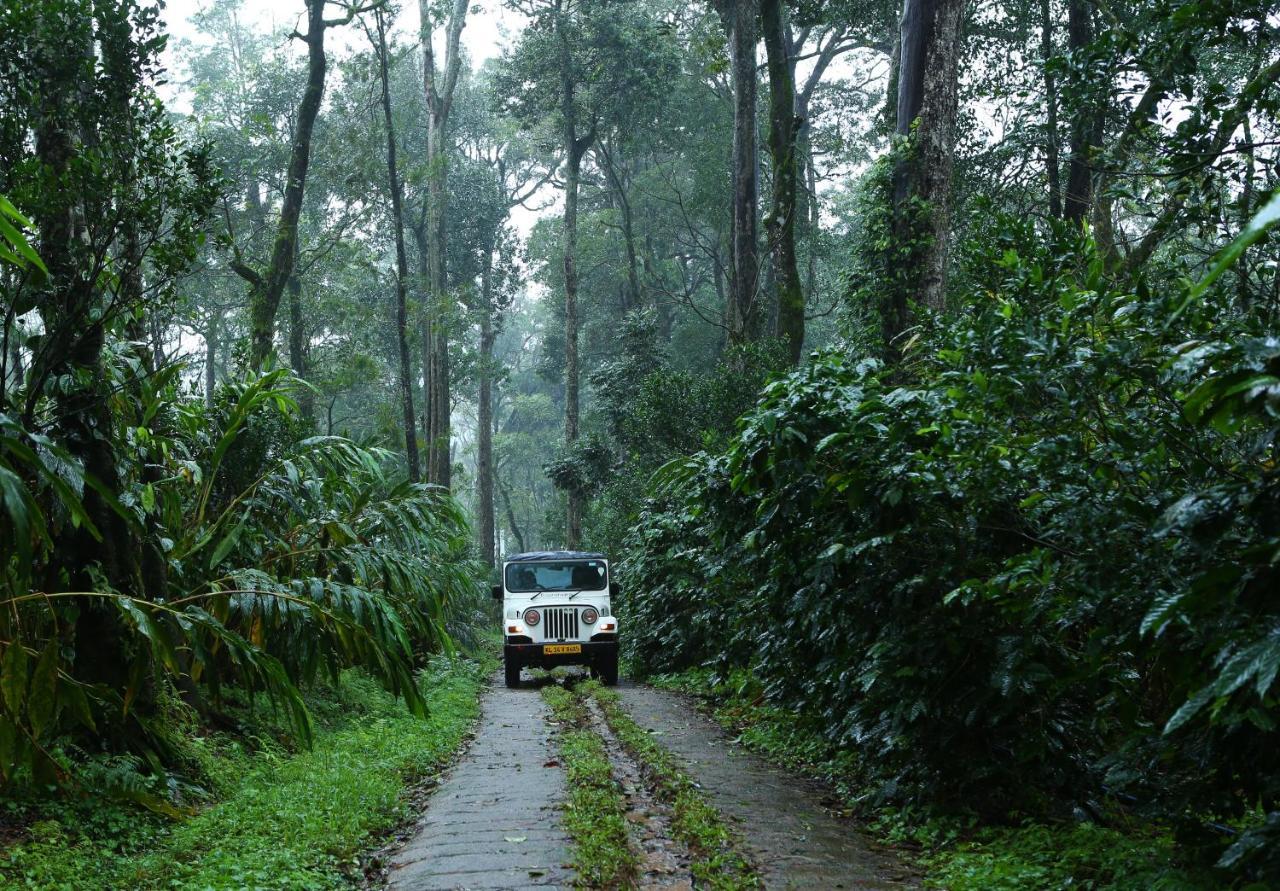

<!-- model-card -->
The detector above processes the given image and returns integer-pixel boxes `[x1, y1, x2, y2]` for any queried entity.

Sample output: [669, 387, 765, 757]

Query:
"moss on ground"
[541, 682, 638, 888]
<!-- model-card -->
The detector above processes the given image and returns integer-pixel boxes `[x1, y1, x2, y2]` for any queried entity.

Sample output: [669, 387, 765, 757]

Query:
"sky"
[159, 0, 523, 93]
[158, 0, 546, 235]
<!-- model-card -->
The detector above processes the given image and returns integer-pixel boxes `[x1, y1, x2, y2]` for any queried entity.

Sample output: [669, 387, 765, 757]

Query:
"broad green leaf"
[1171, 190, 1280, 322]
[1, 644, 29, 716]
[27, 642, 59, 739]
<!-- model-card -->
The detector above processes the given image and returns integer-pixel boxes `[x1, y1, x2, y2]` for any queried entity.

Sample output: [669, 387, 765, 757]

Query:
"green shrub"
[0, 658, 489, 889]
[621, 214, 1280, 880]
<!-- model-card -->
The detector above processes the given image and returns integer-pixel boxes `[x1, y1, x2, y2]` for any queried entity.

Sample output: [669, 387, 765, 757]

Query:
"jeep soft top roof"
[503, 550, 607, 563]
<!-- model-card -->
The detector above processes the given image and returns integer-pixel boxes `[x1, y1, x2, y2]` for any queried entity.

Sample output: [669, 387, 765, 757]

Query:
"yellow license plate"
[543, 644, 582, 655]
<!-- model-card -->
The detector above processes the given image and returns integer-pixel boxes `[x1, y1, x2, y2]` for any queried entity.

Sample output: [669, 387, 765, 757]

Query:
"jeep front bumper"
[504, 636, 618, 669]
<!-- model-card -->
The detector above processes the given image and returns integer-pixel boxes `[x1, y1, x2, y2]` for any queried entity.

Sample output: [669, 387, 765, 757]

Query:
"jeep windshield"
[505, 560, 607, 593]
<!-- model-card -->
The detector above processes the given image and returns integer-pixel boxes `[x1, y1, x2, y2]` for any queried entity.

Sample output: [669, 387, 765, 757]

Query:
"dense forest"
[2, 0, 1280, 885]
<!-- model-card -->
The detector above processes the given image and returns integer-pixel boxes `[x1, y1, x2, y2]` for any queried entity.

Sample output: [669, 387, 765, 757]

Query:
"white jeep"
[492, 550, 620, 688]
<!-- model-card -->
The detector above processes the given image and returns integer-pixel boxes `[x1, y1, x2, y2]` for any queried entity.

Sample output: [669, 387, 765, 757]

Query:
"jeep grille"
[542, 606, 580, 641]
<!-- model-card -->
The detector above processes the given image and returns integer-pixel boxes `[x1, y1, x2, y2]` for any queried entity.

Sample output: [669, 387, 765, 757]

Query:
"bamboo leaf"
[27, 642, 59, 740]
[1, 644, 29, 716]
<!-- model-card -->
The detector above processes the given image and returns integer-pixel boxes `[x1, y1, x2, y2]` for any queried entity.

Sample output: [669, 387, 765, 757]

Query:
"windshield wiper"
[529, 586, 547, 601]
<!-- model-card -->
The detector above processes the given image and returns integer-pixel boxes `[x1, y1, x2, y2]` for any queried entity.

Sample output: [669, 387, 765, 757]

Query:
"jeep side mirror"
[609, 581, 620, 598]
[491, 584, 503, 601]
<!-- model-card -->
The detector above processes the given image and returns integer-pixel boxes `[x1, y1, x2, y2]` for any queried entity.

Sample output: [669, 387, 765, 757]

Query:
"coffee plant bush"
[621, 215, 1280, 879]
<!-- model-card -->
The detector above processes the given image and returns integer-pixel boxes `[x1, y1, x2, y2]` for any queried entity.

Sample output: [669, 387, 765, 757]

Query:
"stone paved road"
[388, 678, 574, 890]
[616, 683, 918, 890]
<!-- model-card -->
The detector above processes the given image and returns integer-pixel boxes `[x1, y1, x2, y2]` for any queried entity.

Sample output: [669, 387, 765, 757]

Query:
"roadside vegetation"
[651, 669, 1208, 890]
[620, 203, 1280, 885]
[0, 656, 491, 889]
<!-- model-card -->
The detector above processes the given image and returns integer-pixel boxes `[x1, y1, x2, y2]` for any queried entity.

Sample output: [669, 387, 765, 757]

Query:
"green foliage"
[623, 211, 1280, 880]
[587, 325, 786, 555]
[922, 824, 1202, 891]
[0, 657, 490, 889]
[0, 369, 484, 790]
[0, 195, 47, 279]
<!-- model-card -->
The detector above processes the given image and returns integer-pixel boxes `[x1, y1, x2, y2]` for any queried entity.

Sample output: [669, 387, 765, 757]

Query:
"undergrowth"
[0, 654, 492, 889]
[650, 668, 1215, 890]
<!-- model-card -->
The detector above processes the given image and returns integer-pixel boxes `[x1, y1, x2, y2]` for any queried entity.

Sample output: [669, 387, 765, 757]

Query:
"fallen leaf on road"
[505, 836, 527, 843]
[542, 760, 559, 767]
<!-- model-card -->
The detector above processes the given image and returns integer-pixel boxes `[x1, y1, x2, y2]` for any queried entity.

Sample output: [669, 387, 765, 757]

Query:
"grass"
[0, 653, 493, 889]
[584, 681, 759, 891]
[541, 682, 638, 888]
[648, 668, 1213, 891]
[921, 822, 1206, 891]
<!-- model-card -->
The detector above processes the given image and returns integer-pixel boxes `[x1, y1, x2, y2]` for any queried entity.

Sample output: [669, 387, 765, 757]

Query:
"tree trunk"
[497, 473, 526, 554]
[1063, 0, 1094, 224]
[375, 10, 421, 483]
[558, 0, 592, 549]
[762, 0, 804, 364]
[244, 0, 329, 368]
[477, 256, 497, 566]
[1041, 0, 1062, 220]
[598, 143, 642, 312]
[205, 306, 219, 408]
[563, 142, 586, 548]
[423, 116, 451, 488]
[419, 0, 468, 489]
[286, 242, 314, 421]
[33, 9, 137, 690]
[882, 18, 901, 134]
[716, 0, 761, 345]
[885, 0, 966, 352]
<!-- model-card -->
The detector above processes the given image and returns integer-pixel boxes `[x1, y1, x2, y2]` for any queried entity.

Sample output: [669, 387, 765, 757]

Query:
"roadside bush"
[621, 213, 1280, 878]
[0, 369, 485, 791]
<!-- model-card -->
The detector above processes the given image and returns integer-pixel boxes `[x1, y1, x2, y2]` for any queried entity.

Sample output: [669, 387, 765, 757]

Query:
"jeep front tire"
[504, 655, 521, 688]
[598, 651, 619, 687]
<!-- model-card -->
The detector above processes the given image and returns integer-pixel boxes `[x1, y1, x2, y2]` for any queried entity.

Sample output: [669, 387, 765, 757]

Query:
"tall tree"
[371, 8, 421, 481]
[713, 0, 762, 345]
[555, 0, 597, 548]
[533, 0, 673, 545]
[458, 100, 547, 565]
[761, 0, 804, 363]
[4, 0, 215, 688]
[883, 0, 966, 350]
[1041, 0, 1062, 220]
[231, 0, 375, 368]
[418, 0, 469, 487]
[1062, 0, 1094, 224]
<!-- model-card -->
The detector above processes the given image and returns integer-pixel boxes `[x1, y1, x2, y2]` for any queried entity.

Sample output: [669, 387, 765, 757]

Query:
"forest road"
[383, 672, 915, 890]
[386, 676, 576, 890]
[615, 681, 918, 890]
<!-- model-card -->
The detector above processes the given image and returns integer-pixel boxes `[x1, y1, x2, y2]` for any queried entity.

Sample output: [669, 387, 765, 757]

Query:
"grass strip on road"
[585, 681, 759, 891]
[541, 683, 638, 888]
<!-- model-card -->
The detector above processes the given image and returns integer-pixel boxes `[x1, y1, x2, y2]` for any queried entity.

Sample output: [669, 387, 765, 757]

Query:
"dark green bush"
[621, 216, 1279, 879]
